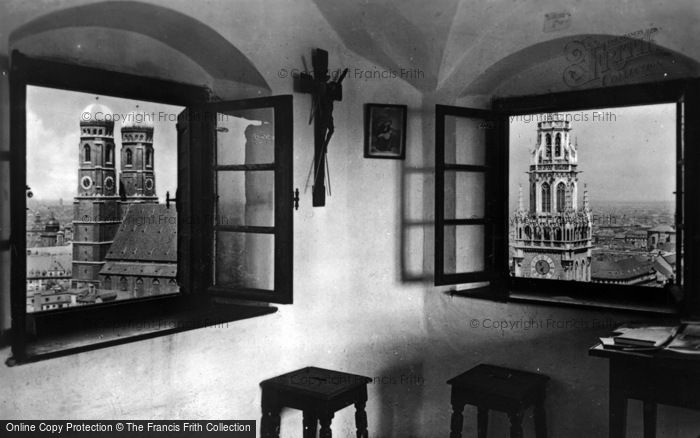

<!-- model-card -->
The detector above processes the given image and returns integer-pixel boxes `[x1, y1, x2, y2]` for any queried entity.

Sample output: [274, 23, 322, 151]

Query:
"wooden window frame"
[436, 79, 700, 315]
[434, 105, 508, 294]
[184, 97, 294, 304]
[8, 52, 284, 364]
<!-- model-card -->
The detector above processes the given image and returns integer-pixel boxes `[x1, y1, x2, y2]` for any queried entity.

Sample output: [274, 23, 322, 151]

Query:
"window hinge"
[293, 188, 300, 210]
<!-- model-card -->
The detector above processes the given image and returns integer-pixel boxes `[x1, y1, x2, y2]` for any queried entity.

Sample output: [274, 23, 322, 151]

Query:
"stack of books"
[600, 324, 679, 349]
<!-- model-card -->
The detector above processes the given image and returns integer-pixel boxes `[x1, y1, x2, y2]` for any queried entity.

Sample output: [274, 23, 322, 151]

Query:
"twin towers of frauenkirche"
[72, 102, 158, 289]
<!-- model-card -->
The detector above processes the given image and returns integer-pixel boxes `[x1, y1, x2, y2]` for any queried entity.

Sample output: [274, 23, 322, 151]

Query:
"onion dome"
[80, 101, 114, 125]
[122, 110, 154, 130]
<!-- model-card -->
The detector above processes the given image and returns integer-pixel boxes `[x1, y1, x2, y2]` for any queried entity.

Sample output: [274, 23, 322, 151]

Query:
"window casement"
[83, 144, 91, 162]
[9, 52, 292, 364]
[435, 79, 700, 315]
[177, 96, 293, 303]
[125, 148, 133, 166]
[434, 105, 506, 295]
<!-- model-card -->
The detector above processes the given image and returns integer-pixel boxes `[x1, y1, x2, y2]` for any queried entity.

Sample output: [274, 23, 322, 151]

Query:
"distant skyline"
[27, 86, 184, 202]
[508, 103, 676, 213]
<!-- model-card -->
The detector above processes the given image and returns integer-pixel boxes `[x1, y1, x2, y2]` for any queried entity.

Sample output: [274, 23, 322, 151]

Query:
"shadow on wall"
[461, 33, 700, 97]
[8, 1, 270, 98]
[399, 101, 437, 284]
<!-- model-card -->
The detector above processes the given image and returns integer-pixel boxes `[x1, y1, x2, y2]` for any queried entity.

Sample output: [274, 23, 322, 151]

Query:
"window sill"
[6, 303, 277, 366]
[508, 291, 679, 315]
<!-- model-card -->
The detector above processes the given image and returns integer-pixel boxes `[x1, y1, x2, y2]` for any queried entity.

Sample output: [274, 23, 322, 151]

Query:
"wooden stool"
[260, 366, 372, 438]
[447, 364, 549, 438]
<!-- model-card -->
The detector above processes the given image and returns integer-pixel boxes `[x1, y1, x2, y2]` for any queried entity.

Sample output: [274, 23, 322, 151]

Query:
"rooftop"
[103, 204, 177, 263]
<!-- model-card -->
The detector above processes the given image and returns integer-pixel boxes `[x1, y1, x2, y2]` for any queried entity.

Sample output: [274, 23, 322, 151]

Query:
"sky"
[508, 103, 676, 212]
[27, 86, 185, 202]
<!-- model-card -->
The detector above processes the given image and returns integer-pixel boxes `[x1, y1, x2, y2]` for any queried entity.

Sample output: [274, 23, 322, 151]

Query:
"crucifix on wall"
[298, 48, 348, 207]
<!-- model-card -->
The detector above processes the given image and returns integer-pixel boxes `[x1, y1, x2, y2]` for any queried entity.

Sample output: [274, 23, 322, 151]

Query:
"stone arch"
[9, 1, 270, 98]
[459, 35, 699, 98]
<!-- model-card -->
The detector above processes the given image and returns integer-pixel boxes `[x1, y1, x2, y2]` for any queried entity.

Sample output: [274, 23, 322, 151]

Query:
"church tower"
[119, 110, 157, 216]
[511, 118, 592, 281]
[72, 101, 122, 289]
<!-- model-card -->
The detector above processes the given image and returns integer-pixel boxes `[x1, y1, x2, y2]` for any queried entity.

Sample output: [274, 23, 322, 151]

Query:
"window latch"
[166, 190, 178, 210]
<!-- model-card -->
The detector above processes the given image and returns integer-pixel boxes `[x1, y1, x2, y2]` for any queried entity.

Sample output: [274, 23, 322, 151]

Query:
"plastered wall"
[2, 1, 700, 436]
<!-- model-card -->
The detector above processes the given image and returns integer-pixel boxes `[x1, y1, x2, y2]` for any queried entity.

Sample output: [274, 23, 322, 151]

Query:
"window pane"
[508, 106, 677, 286]
[444, 171, 485, 220]
[216, 171, 274, 227]
[26, 86, 183, 313]
[443, 115, 486, 165]
[215, 231, 274, 290]
[216, 108, 274, 165]
[443, 225, 485, 274]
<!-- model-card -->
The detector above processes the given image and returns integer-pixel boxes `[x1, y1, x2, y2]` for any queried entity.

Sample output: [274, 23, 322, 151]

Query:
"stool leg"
[319, 413, 334, 438]
[260, 392, 281, 438]
[477, 407, 488, 438]
[508, 411, 523, 438]
[355, 401, 368, 438]
[643, 400, 656, 438]
[449, 402, 465, 438]
[303, 411, 318, 438]
[534, 399, 547, 438]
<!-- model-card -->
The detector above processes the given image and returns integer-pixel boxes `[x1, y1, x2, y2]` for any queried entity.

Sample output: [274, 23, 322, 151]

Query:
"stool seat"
[448, 364, 549, 411]
[447, 364, 549, 438]
[261, 367, 371, 438]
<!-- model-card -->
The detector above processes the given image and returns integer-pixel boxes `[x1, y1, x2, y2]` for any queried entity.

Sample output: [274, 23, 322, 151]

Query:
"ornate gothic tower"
[119, 110, 157, 216]
[511, 118, 592, 281]
[72, 102, 121, 288]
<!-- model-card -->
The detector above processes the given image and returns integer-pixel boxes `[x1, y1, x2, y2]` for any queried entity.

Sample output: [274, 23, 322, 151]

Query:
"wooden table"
[589, 344, 700, 438]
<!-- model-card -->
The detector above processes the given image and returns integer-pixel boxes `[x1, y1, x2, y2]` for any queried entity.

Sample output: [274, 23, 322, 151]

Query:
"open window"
[177, 97, 293, 304]
[434, 105, 506, 295]
[9, 53, 293, 363]
[436, 80, 700, 315]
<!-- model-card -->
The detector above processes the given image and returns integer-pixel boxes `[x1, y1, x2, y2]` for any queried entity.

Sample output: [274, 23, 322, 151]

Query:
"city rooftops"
[648, 224, 675, 233]
[591, 256, 655, 280]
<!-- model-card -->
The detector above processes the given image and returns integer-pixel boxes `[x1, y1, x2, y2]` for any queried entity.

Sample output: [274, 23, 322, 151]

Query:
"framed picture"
[364, 103, 407, 159]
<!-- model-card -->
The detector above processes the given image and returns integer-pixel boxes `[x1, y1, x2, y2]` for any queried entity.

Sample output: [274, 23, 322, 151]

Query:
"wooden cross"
[298, 48, 348, 207]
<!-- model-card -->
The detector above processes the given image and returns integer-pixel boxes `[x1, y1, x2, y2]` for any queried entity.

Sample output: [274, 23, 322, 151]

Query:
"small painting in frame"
[364, 103, 407, 159]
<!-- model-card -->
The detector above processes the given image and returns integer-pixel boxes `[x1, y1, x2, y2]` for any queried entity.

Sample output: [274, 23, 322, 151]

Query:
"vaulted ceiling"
[311, 0, 700, 97]
[2, 0, 699, 99]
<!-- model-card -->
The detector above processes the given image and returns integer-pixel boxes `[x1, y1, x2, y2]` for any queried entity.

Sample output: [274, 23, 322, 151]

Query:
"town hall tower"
[511, 118, 592, 281]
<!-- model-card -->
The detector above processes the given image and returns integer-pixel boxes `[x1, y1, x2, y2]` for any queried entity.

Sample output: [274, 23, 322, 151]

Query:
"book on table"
[611, 324, 679, 348]
[665, 323, 700, 354]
